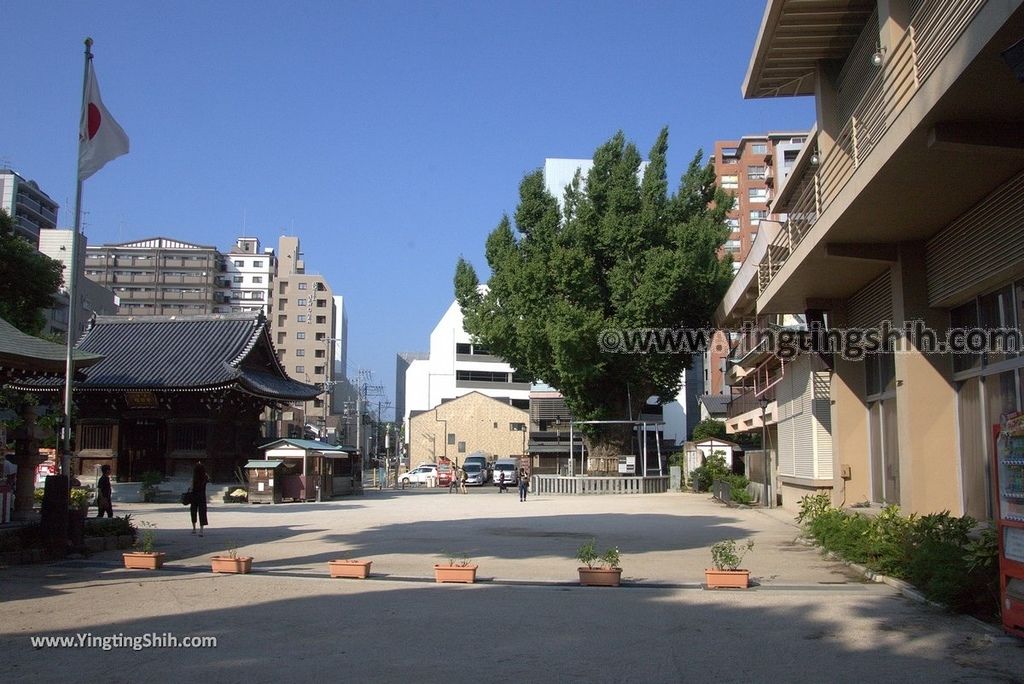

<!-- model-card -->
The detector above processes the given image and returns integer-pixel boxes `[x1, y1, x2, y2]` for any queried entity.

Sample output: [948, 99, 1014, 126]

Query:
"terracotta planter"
[328, 559, 372, 579]
[211, 556, 253, 574]
[122, 552, 166, 570]
[434, 564, 478, 584]
[704, 568, 750, 589]
[578, 567, 622, 587]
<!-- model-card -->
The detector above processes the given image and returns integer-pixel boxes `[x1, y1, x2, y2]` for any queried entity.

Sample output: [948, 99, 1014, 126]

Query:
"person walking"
[518, 469, 529, 502]
[497, 470, 506, 493]
[189, 462, 209, 536]
[95, 464, 113, 518]
[448, 467, 458, 494]
[459, 467, 468, 494]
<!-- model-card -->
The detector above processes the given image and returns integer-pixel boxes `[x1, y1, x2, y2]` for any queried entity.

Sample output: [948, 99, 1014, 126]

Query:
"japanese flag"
[78, 60, 129, 181]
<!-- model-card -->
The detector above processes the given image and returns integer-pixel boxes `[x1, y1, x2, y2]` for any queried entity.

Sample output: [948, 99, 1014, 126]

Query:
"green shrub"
[799, 502, 999, 619]
[84, 514, 135, 538]
[691, 454, 730, 492]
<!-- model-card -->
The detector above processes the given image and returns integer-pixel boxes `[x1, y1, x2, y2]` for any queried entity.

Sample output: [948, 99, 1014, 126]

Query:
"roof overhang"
[743, 0, 875, 99]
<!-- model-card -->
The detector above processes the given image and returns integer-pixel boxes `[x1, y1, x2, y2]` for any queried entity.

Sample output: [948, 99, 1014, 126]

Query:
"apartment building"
[719, 0, 1024, 516]
[0, 168, 58, 247]
[37, 228, 118, 338]
[272, 235, 338, 437]
[84, 237, 221, 316]
[217, 237, 274, 315]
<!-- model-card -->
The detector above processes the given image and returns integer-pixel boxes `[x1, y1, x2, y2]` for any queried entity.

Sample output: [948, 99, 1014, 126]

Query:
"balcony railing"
[726, 384, 777, 420]
[757, 0, 985, 295]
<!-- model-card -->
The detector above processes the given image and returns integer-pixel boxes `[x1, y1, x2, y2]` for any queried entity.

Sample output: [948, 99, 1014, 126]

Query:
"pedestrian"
[498, 470, 506, 493]
[96, 464, 113, 518]
[518, 469, 529, 502]
[448, 467, 458, 493]
[459, 467, 468, 494]
[190, 462, 209, 536]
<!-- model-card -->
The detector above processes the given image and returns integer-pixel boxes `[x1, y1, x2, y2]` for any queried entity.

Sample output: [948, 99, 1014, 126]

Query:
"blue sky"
[4, 1, 814, 417]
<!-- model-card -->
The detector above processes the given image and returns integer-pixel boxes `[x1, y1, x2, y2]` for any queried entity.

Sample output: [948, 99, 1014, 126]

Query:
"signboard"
[617, 456, 636, 474]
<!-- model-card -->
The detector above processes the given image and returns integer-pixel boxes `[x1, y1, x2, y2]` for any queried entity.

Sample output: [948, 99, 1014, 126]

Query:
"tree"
[691, 418, 727, 442]
[455, 129, 733, 459]
[0, 209, 64, 335]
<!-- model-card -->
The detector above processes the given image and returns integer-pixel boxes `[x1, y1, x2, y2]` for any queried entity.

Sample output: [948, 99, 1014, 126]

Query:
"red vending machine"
[995, 412, 1024, 638]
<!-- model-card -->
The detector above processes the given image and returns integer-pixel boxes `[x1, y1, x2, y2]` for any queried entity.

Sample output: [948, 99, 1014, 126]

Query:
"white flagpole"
[61, 37, 93, 477]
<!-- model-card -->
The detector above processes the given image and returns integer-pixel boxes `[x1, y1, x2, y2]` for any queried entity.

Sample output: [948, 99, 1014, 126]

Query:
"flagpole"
[61, 37, 93, 477]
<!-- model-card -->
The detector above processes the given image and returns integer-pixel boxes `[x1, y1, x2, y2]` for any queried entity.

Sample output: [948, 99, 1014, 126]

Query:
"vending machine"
[995, 412, 1024, 638]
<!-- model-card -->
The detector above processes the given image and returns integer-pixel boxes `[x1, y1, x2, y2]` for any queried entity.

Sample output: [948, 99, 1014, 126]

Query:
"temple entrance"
[118, 418, 166, 481]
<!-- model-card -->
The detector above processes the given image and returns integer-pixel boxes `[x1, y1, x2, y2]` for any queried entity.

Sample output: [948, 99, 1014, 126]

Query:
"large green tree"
[455, 129, 733, 458]
[0, 209, 64, 335]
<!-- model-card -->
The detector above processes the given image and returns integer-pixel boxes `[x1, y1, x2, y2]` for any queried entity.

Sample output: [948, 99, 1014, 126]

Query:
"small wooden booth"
[244, 460, 285, 504]
[258, 438, 357, 501]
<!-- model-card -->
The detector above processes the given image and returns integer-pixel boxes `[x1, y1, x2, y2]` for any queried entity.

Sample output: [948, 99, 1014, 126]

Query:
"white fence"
[532, 475, 670, 495]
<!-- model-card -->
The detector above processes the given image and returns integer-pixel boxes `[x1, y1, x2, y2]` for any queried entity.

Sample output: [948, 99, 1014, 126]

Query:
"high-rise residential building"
[37, 228, 118, 338]
[84, 237, 222, 316]
[218, 237, 274, 315]
[271, 235, 337, 437]
[0, 168, 59, 247]
[713, 133, 807, 272]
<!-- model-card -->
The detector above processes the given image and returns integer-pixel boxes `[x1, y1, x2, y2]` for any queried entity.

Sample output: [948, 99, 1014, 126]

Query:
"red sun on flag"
[87, 103, 102, 140]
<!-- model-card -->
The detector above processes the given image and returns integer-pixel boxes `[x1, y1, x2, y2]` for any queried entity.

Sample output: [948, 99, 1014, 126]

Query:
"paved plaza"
[3, 488, 1023, 683]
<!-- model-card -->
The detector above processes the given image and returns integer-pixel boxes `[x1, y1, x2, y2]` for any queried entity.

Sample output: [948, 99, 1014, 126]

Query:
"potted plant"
[328, 554, 373, 579]
[122, 521, 165, 570]
[576, 539, 623, 586]
[211, 544, 253, 574]
[705, 538, 754, 589]
[434, 551, 478, 583]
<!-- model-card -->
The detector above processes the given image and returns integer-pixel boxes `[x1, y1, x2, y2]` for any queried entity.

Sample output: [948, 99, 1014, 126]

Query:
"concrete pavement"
[2, 488, 1022, 682]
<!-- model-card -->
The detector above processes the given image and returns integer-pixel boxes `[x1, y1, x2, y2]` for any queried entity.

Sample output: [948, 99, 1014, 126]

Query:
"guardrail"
[531, 475, 669, 495]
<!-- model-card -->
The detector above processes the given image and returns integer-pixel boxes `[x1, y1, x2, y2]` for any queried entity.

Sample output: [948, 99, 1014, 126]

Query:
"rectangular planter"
[122, 552, 166, 570]
[328, 559, 372, 579]
[211, 556, 253, 574]
[704, 568, 750, 589]
[434, 564, 478, 584]
[578, 567, 622, 587]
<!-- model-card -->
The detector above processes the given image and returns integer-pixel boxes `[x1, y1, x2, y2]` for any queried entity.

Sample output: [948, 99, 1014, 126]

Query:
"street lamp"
[758, 396, 771, 508]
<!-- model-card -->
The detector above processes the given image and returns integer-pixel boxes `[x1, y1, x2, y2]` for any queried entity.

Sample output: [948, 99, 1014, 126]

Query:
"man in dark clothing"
[96, 464, 113, 518]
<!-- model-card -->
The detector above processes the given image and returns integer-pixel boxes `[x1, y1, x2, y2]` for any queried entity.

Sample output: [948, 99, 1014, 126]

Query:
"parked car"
[462, 463, 486, 486]
[400, 465, 438, 486]
[492, 458, 519, 487]
[463, 453, 490, 482]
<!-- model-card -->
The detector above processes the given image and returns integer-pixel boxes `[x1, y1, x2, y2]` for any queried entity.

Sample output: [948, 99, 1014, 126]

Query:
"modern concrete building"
[37, 228, 118, 338]
[719, 0, 1024, 516]
[401, 298, 531, 438]
[0, 168, 58, 247]
[272, 235, 338, 439]
[218, 237, 274, 315]
[84, 237, 222, 316]
[407, 391, 529, 466]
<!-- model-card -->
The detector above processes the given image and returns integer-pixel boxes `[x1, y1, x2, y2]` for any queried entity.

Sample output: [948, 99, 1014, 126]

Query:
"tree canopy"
[0, 209, 64, 335]
[454, 129, 733, 456]
[692, 418, 728, 442]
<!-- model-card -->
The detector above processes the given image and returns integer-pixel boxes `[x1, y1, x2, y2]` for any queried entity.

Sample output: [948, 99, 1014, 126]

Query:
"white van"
[492, 458, 519, 487]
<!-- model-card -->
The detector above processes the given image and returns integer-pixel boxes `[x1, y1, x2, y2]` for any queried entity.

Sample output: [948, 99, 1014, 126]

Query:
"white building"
[218, 237, 274, 314]
[401, 299, 531, 440]
[37, 228, 118, 338]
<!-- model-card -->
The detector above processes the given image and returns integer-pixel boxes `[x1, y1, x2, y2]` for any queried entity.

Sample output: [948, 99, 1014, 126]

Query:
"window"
[750, 210, 767, 223]
[747, 165, 765, 180]
[297, 298, 307, 307]
[725, 239, 741, 252]
[314, 365, 324, 374]
[296, 349, 305, 357]
[510, 422, 526, 432]
[316, 316, 326, 324]
[234, 260, 244, 267]
[751, 143, 767, 154]
[278, 298, 286, 309]
[732, 197, 740, 210]
[726, 218, 740, 230]
[748, 188, 768, 202]
[447, 433, 455, 445]
[456, 343, 472, 354]
[315, 349, 325, 358]
[720, 175, 738, 189]
[254, 260, 263, 267]
[298, 282, 308, 290]
[277, 315, 286, 327]
[315, 332, 326, 341]
[317, 299, 327, 307]
[721, 147, 738, 163]
[296, 332, 305, 340]
[277, 332, 285, 344]
[297, 314, 307, 322]
[456, 370, 511, 383]
[172, 423, 208, 450]
[232, 276, 243, 284]
[295, 365, 305, 373]
[252, 276, 263, 283]
[458, 442, 466, 453]
[279, 282, 287, 294]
